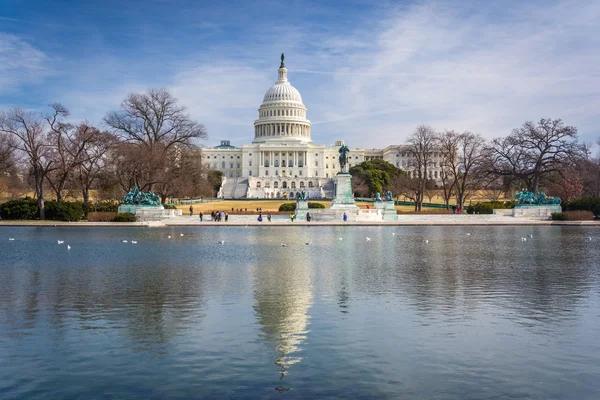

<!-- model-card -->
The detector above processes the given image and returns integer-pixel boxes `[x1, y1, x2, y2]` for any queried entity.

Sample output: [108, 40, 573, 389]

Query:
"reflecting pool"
[1, 226, 599, 399]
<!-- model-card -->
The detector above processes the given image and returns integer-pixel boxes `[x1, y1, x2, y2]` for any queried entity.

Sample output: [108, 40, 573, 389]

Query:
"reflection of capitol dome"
[253, 53, 312, 144]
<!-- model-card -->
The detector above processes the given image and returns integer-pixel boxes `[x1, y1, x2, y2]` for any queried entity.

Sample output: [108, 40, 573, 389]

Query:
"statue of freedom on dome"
[280, 53, 285, 68]
[339, 145, 350, 173]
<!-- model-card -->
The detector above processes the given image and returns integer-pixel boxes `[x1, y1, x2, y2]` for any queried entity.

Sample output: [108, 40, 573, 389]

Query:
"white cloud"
[305, 0, 600, 146]
[0, 33, 52, 94]
[42, 0, 600, 148]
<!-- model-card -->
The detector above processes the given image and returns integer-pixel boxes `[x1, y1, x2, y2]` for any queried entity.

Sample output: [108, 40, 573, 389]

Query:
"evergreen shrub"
[45, 201, 84, 222]
[308, 202, 326, 209]
[0, 198, 38, 220]
[113, 213, 137, 222]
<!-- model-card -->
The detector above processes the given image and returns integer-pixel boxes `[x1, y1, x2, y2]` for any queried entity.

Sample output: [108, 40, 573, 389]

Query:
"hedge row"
[551, 211, 595, 221]
[466, 201, 515, 215]
[565, 197, 600, 216]
[278, 202, 326, 212]
[0, 198, 122, 221]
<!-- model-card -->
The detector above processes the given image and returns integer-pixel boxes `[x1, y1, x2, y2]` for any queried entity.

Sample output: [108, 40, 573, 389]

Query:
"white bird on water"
[218, 240, 225, 245]
[392, 232, 395, 236]
[466, 233, 471, 236]
[122, 240, 128, 243]
[281, 243, 288, 247]
[67, 245, 71, 250]
[131, 241, 137, 244]
[529, 234, 533, 238]
[180, 233, 184, 237]
[521, 237, 527, 242]
[57, 240, 64, 244]
[366, 237, 371, 241]
[425, 240, 429, 244]
[588, 237, 592, 241]
[338, 237, 343, 241]
[168, 235, 172, 239]
[8, 238, 15, 241]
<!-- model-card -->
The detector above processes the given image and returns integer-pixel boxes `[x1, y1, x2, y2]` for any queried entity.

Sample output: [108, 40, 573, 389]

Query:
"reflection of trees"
[0, 262, 206, 350]
[252, 249, 313, 391]
[389, 227, 596, 327]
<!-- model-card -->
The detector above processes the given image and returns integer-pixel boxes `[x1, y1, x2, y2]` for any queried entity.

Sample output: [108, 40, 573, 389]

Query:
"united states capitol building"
[200, 55, 444, 199]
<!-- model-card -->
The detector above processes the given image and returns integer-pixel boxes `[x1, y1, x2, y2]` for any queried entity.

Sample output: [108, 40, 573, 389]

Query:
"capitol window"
[274, 182, 279, 188]
[299, 170, 302, 176]
[300, 181, 305, 188]
[249, 161, 252, 167]
[221, 161, 225, 168]
[291, 182, 296, 188]
[265, 170, 269, 176]
[230, 163, 233, 168]
[282, 182, 287, 189]
[315, 161, 318, 167]
[308, 181, 314, 188]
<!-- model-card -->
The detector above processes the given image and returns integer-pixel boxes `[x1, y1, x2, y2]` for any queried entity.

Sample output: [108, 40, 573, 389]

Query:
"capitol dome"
[253, 54, 311, 143]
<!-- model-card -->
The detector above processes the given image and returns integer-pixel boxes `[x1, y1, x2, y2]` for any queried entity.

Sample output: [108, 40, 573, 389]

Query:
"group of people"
[451, 205, 462, 214]
[211, 210, 228, 222]
[257, 212, 272, 222]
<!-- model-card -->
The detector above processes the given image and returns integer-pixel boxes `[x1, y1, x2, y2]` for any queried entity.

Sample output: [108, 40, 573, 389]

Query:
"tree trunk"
[82, 187, 90, 203]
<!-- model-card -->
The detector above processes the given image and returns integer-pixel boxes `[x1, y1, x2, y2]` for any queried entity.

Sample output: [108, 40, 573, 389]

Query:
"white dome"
[262, 82, 303, 104]
[253, 54, 312, 144]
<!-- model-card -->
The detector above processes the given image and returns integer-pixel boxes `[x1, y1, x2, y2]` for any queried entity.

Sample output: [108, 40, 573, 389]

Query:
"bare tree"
[438, 130, 487, 210]
[486, 118, 584, 192]
[104, 89, 207, 194]
[545, 168, 583, 204]
[104, 88, 206, 150]
[438, 167, 456, 209]
[0, 108, 58, 219]
[0, 131, 14, 171]
[44, 105, 101, 201]
[75, 125, 116, 203]
[407, 125, 436, 211]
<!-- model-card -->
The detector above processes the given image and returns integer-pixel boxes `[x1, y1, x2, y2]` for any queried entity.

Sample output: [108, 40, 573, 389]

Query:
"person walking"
[189, 205, 194, 216]
[306, 212, 311, 222]
[343, 212, 348, 222]
[267, 213, 272, 222]
[290, 213, 294, 222]
[199, 212, 203, 222]
[258, 213, 263, 222]
[225, 213, 229, 222]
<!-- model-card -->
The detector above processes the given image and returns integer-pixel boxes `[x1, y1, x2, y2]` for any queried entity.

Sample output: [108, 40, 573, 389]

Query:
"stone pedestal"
[511, 205, 561, 219]
[118, 204, 182, 221]
[295, 200, 309, 221]
[374, 201, 398, 221]
[329, 173, 359, 210]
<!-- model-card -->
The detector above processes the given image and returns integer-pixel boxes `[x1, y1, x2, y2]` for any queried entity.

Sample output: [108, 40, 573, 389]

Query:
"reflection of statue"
[122, 184, 161, 206]
[515, 190, 561, 206]
[338, 145, 350, 173]
[375, 192, 382, 202]
[385, 191, 393, 201]
[297, 190, 307, 201]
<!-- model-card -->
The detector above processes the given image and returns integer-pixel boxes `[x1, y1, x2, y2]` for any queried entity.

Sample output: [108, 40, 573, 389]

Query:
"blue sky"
[1, 0, 599, 149]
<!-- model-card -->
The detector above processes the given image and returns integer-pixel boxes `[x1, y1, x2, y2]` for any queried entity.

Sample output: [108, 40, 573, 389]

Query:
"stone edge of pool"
[1, 220, 599, 227]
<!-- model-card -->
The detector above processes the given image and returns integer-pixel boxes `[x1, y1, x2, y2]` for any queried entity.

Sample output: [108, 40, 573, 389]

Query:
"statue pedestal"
[374, 201, 398, 221]
[118, 204, 182, 220]
[329, 173, 359, 210]
[295, 200, 309, 221]
[510, 205, 561, 219]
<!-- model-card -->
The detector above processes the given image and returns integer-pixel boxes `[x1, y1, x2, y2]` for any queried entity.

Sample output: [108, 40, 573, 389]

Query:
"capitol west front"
[201, 56, 444, 199]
